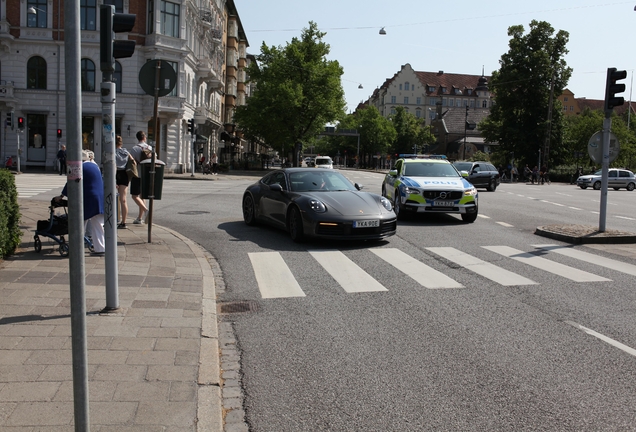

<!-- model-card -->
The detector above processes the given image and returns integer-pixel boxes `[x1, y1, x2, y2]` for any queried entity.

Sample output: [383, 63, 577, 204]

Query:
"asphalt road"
[17, 173, 636, 431]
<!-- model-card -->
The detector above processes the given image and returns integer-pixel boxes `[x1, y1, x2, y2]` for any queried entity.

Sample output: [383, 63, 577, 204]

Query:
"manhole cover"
[177, 211, 210, 215]
[218, 301, 259, 314]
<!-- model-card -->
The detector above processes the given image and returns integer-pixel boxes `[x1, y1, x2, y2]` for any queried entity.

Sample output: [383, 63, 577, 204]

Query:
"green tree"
[389, 107, 435, 155]
[480, 20, 572, 168]
[233, 22, 346, 165]
[356, 106, 396, 167]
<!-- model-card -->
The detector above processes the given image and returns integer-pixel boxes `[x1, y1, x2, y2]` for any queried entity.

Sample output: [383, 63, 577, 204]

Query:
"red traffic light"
[17, 117, 24, 130]
[57, 129, 62, 139]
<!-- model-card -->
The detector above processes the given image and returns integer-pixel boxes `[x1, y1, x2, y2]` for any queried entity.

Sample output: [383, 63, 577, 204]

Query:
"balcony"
[194, 105, 221, 125]
[142, 95, 186, 119]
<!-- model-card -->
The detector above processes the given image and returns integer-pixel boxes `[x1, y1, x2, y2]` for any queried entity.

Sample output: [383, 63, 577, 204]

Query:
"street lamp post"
[463, 105, 469, 160]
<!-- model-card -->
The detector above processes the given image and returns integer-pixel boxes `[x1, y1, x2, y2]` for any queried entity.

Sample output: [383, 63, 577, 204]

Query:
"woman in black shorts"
[115, 135, 131, 228]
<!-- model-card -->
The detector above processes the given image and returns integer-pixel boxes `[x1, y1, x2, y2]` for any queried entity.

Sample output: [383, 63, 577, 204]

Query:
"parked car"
[242, 168, 397, 242]
[382, 157, 478, 222]
[452, 161, 501, 191]
[576, 168, 636, 190]
[314, 156, 333, 169]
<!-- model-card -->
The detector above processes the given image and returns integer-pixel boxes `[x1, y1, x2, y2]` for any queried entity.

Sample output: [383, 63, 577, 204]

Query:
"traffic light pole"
[16, 130, 21, 173]
[191, 132, 196, 177]
[599, 113, 611, 232]
[100, 80, 120, 310]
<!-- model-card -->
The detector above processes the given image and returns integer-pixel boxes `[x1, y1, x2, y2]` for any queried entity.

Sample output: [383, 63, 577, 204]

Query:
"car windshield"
[315, 158, 332, 166]
[289, 171, 356, 192]
[404, 162, 460, 177]
[453, 162, 472, 171]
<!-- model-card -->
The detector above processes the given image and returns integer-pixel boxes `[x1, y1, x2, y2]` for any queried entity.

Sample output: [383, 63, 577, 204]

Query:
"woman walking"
[115, 135, 131, 228]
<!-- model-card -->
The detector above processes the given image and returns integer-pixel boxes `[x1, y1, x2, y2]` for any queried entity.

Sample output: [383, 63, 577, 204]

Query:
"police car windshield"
[404, 163, 459, 177]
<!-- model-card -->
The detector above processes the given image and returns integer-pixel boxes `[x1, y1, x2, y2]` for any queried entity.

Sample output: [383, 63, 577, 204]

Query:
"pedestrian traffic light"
[604, 67, 627, 112]
[99, 4, 136, 73]
[187, 118, 195, 135]
[17, 117, 24, 130]
[57, 129, 62, 139]
[6, 111, 14, 130]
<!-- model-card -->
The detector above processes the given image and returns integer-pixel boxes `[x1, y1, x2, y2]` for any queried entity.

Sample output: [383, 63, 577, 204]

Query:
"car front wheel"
[461, 211, 478, 223]
[593, 181, 601, 190]
[579, 185, 587, 189]
[486, 179, 497, 192]
[288, 206, 304, 242]
[393, 190, 404, 220]
[628, 182, 635, 191]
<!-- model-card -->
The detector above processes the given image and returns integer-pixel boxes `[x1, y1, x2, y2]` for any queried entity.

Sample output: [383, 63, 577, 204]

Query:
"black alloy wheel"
[288, 206, 304, 242]
[243, 194, 256, 225]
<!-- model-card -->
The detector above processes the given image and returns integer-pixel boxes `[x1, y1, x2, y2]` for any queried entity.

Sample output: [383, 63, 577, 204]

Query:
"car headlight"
[464, 187, 477, 196]
[309, 199, 326, 213]
[380, 196, 393, 211]
[402, 186, 420, 195]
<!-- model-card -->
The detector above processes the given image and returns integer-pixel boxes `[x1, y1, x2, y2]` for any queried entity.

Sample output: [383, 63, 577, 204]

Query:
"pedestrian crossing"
[14, 174, 68, 198]
[248, 244, 634, 299]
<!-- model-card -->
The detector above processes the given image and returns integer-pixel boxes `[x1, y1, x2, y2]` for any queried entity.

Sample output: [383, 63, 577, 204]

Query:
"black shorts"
[116, 170, 129, 186]
[130, 177, 141, 196]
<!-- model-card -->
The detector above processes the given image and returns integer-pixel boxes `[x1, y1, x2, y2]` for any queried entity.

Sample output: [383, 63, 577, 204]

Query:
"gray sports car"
[242, 168, 397, 242]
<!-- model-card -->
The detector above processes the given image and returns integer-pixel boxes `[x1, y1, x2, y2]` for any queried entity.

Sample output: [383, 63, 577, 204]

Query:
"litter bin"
[139, 159, 166, 200]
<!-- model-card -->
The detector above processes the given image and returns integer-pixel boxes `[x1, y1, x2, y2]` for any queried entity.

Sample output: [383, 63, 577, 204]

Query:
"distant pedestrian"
[532, 166, 539, 184]
[56, 149, 105, 255]
[211, 152, 218, 175]
[56, 145, 67, 175]
[129, 131, 152, 224]
[524, 164, 532, 182]
[115, 135, 132, 229]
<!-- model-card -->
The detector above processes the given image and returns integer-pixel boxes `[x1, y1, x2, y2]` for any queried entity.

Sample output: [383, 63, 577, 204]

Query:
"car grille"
[422, 191, 464, 200]
[315, 220, 397, 236]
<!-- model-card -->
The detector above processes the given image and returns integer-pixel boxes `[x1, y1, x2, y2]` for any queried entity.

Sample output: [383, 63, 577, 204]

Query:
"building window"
[27, 56, 47, 89]
[161, 0, 180, 38]
[81, 58, 96, 92]
[114, 61, 122, 93]
[167, 60, 178, 96]
[570, 105, 574, 111]
[391, 96, 396, 104]
[442, 98, 447, 106]
[399, 84, 402, 90]
[416, 97, 421, 105]
[416, 109, 421, 118]
[103, 0, 124, 13]
[564, 97, 568, 102]
[80, 0, 97, 30]
[454, 88, 462, 95]
[147, 0, 154, 33]
[441, 87, 447, 94]
[27, 113, 47, 149]
[82, 117, 95, 151]
[404, 82, 410, 90]
[404, 97, 409, 104]
[428, 86, 435, 92]
[466, 89, 473, 95]
[563, 106, 567, 111]
[27, 0, 47, 28]
[448, 99, 454, 107]
[470, 99, 475, 107]
[390, 107, 396, 115]
[428, 97, 436, 105]
[482, 100, 488, 108]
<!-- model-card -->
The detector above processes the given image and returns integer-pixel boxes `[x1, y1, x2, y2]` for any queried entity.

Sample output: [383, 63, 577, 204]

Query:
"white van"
[314, 156, 333, 169]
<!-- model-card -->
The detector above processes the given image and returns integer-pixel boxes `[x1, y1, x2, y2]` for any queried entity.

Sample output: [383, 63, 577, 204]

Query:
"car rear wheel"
[242, 194, 256, 225]
[579, 185, 587, 189]
[593, 181, 601, 190]
[628, 182, 635, 191]
[486, 179, 497, 192]
[613, 187, 620, 191]
[288, 206, 304, 242]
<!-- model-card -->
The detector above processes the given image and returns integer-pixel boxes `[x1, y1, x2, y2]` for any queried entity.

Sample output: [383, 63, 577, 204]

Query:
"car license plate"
[433, 201, 454, 206]
[353, 220, 380, 228]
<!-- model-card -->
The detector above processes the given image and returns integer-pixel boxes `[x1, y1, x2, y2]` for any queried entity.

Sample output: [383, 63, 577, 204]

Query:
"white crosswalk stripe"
[371, 248, 463, 289]
[244, 244, 631, 299]
[14, 174, 68, 198]
[309, 250, 387, 293]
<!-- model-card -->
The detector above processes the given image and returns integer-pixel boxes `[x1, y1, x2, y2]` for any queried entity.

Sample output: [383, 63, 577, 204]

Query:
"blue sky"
[237, 1, 636, 113]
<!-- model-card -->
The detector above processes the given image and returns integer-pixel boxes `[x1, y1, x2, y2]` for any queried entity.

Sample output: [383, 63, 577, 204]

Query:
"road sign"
[588, 131, 619, 164]
[138, 60, 177, 97]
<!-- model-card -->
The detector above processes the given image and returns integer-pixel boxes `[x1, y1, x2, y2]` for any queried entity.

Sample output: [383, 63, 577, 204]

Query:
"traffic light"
[604, 67, 627, 112]
[100, 4, 136, 73]
[6, 111, 14, 130]
[17, 117, 24, 130]
[187, 118, 195, 135]
[57, 129, 62, 139]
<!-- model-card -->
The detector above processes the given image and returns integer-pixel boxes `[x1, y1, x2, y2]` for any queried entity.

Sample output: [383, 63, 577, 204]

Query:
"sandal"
[117, 223, 127, 229]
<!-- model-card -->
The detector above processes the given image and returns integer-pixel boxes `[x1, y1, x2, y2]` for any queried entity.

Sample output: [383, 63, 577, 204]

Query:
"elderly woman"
[115, 135, 132, 228]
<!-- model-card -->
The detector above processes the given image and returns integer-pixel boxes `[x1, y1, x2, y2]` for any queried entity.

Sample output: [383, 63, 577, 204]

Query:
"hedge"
[0, 169, 22, 258]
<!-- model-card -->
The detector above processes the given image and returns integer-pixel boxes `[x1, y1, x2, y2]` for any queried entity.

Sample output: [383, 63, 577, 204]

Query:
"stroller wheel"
[34, 236, 42, 253]
[59, 242, 70, 257]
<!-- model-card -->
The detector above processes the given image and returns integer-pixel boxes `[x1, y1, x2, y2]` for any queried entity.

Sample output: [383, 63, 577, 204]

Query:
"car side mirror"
[355, 183, 364, 190]
[460, 170, 469, 178]
[388, 169, 398, 177]
[270, 183, 283, 192]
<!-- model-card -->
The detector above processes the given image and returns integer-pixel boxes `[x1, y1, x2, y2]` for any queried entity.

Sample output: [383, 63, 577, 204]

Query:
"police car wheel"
[461, 211, 478, 223]
[393, 190, 405, 220]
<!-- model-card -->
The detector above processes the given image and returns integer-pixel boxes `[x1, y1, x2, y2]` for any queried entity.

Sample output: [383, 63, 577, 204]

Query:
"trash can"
[139, 159, 166, 200]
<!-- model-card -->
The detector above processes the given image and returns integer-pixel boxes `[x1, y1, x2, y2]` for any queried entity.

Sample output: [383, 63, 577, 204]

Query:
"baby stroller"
[34, 198, 94, 257]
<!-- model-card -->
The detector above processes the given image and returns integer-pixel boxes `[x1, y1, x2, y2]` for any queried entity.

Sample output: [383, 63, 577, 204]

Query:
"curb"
[535, 225, 636, 245]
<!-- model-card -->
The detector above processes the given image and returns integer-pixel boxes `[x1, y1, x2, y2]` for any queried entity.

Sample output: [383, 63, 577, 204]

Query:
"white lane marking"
[527, 196, 535, 200]
[568, 207, 582, 211]
[565, 321, 636, 358]
[533, 244, 636, 277]
[309, 250, 387, 293]
[371, 248, 463, 289]
[427, 247, 537, 287]
[555, 192, 573, 197]
[551, 202, 565, 207]
[591, 211, 600, 215]
[483, 246, 610, 282]
[248, 252, 305, 298]
[477, 214, 490, 219]
[496, 222, 514, 228]
[616, 216, 636, 221]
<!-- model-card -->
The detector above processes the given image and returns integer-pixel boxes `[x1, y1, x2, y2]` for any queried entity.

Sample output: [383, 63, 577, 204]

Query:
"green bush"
[0, 169, 22, 258]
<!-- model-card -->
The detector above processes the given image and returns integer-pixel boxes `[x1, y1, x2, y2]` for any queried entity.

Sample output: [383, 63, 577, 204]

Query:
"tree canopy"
[480, 20, 572, 168]
[233, 22, 346, 164]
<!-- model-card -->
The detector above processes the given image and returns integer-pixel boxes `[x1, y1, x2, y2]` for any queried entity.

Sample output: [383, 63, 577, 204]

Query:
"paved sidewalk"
[0, 199, 222, 430]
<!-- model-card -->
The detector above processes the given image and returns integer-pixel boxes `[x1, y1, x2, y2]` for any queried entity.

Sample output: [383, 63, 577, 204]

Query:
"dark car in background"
[452, 161, 501, 191]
